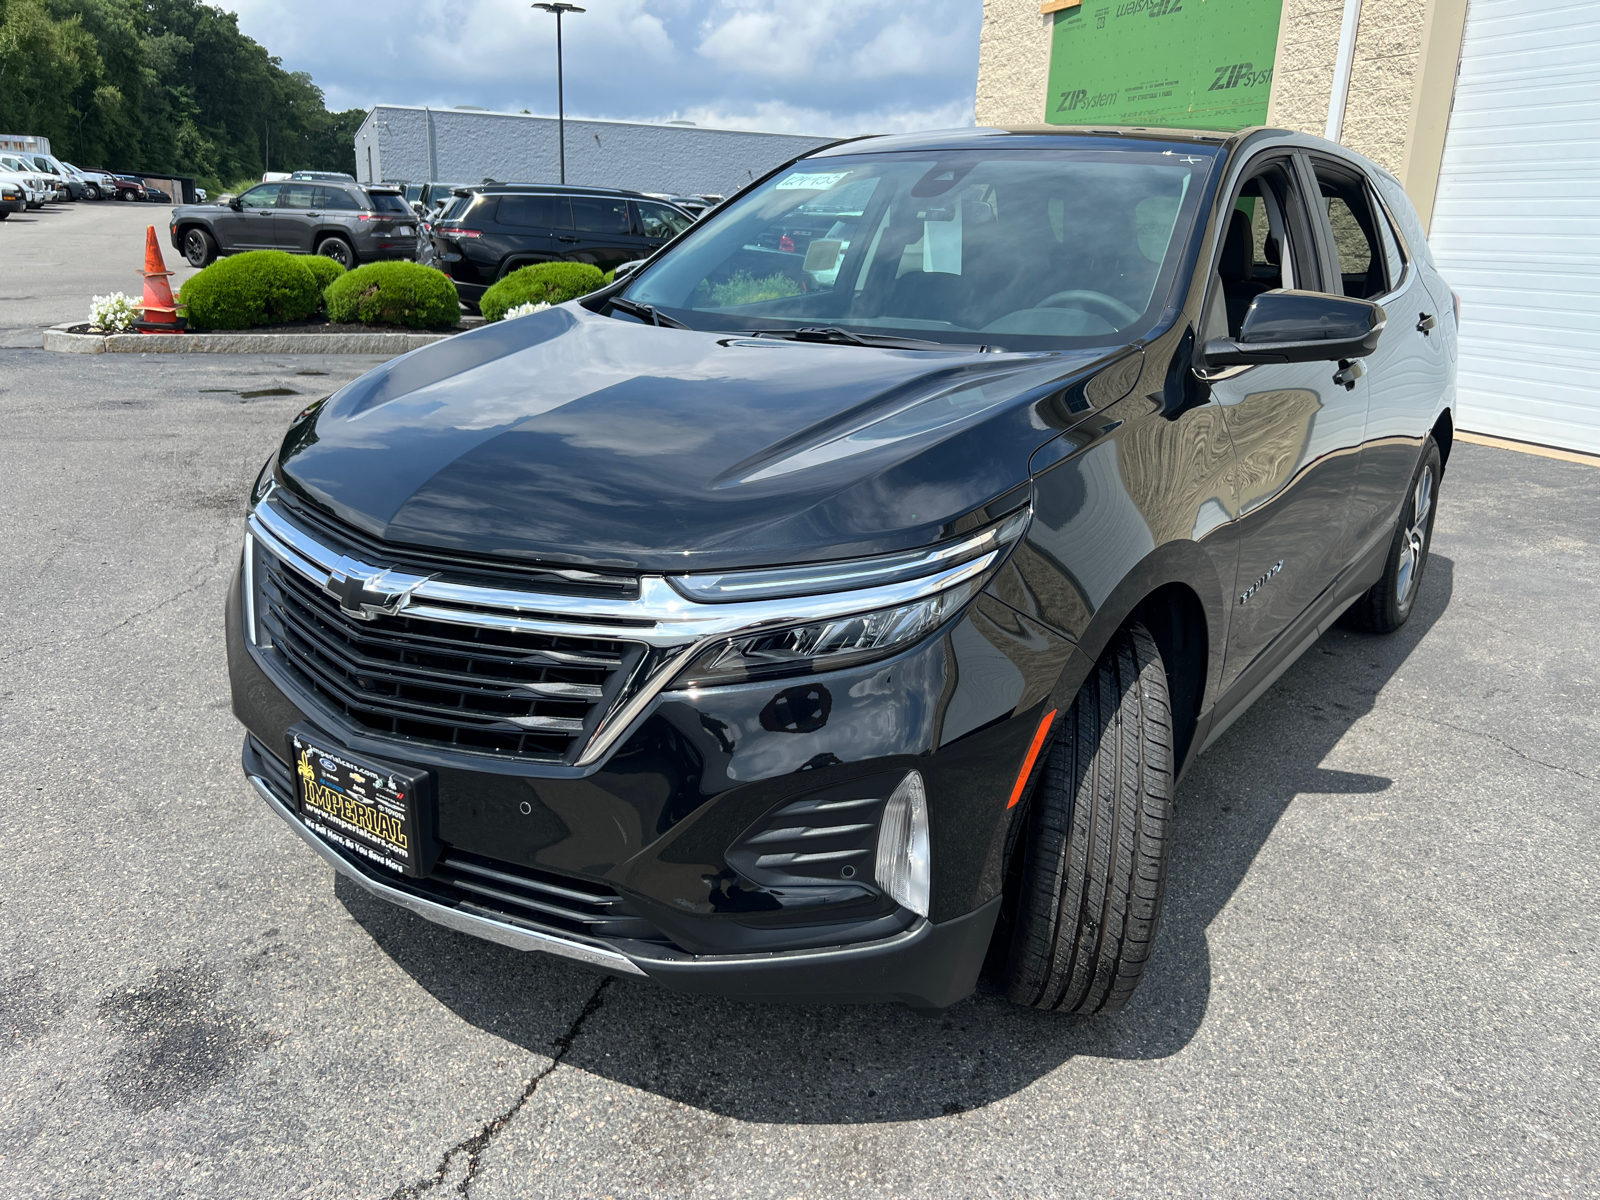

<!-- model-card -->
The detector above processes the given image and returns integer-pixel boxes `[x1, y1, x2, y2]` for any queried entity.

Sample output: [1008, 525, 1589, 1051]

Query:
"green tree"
[0, 0, 361, 188]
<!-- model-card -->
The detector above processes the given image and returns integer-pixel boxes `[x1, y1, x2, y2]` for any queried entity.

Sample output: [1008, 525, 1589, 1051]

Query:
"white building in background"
[353, 106, 833, 197]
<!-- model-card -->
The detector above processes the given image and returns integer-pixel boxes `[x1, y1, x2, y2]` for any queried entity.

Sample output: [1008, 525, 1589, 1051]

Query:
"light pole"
[532, 3, 585, 185]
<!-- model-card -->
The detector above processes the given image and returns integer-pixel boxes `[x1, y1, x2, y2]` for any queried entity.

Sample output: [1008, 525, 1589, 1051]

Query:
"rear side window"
[1311, 162, 1388, 300]
[318, 187, 361, 211]
[280, 183, 317, 210]
[572, 196, 630, 234]
[495, 194, 565, 229]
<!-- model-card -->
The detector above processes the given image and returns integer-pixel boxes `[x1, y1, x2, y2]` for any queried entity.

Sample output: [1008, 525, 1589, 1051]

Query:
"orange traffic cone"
[135, 225, 184, 333]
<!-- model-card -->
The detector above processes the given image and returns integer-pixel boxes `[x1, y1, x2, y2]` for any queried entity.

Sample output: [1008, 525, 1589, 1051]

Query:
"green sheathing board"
[1046, 0, 1285, 131]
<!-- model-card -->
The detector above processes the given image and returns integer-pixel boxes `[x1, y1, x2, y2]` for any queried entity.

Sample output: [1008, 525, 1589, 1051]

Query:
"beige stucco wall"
[1342, 0, 1431, 172]
[976, 0, 1055, 126]
[1266, 0, 1348, 134]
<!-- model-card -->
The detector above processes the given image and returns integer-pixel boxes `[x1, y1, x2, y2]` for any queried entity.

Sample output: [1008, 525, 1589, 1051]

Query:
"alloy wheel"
[1395, 464, 1434, 606]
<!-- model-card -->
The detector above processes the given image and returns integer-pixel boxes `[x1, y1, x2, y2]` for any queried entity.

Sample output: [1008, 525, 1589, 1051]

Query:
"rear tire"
[315, 236, 355, 268]
[183, 227, 217, 268]
[1000, 622, 1174, 1015]
[1342, 437, 1442, 634]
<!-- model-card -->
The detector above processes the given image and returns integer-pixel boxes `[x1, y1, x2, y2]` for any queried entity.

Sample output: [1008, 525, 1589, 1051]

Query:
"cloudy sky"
[226, 0, 982, 137]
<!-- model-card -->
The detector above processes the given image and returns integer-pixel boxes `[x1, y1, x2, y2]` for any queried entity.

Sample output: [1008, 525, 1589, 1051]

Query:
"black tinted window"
[495, 194, 566, 229]
[367, 191, 409, 214]
[571, 196, 630, 234]
[318, 187, 361, 211]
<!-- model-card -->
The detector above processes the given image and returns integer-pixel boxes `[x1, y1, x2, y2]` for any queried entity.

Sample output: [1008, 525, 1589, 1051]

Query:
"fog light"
[875, 771, 930, 917]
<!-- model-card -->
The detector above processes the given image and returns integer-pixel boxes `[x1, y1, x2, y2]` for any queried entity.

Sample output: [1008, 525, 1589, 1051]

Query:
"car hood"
[277, 305, 1116, 572]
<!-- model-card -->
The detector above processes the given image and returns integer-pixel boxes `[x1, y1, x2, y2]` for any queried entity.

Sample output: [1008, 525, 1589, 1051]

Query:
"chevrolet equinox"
[229, 126, 1455, 1013]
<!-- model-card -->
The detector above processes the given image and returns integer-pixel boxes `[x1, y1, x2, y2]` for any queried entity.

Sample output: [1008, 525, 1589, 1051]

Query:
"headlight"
[250, 453, 277, 506]
[671, 508, 1029, 688]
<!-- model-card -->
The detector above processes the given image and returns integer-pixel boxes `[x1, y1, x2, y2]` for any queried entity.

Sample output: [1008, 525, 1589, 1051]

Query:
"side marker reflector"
[1007, 709, 1057, 808]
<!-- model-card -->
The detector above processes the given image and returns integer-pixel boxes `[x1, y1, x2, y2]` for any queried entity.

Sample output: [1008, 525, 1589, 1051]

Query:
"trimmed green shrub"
[693, 271, 802, 309]
[178, 250, 321, 330]
[325, 262, 460, 328]
[601, 267, 616, 286]
[481, 262, 604, 322]
[303, 254, 346, 293]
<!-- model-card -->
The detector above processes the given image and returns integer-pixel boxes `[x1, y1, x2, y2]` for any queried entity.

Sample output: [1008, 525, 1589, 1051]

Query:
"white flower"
[502, 301, 552, 320]
[89, 292, 142, 333]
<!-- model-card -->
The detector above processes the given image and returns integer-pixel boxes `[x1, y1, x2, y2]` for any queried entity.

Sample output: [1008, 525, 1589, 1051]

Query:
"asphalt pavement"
[0, 345, 1594, 1199]
[1, 200, 205, 347]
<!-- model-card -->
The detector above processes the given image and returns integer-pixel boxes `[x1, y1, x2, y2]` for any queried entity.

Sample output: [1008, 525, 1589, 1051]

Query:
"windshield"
[622, 146, 1218, 349]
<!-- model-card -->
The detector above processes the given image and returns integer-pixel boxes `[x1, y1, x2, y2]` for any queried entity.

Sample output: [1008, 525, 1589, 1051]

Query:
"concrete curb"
[43, 323, 455, 355]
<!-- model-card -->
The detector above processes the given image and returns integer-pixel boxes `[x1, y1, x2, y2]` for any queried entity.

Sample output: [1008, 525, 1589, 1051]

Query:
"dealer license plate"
[289, 730, 432, 877]
[396, 225, 414, 236]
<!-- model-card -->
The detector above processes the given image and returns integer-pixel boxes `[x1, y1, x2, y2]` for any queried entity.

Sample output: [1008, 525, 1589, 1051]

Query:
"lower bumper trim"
[246, 772, 647, 976]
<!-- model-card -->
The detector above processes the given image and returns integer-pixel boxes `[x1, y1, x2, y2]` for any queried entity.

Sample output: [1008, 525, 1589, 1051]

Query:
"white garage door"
[1428, 0, 1600, 454]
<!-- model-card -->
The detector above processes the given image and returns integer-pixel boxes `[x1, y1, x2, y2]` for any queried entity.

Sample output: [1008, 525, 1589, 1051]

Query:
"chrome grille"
[254, 540, 643, 762]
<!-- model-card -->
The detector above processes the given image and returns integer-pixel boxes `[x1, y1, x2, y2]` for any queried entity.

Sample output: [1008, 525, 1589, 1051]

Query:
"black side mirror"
[1203, 290, 1384, 367]
[228, 196, 242, 211]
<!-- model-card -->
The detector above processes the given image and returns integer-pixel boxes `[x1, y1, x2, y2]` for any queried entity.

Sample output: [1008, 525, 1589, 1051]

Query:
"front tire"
[1000, 622, 1174, 1015]
[183, 227, 217, 268]
[1342, 437, 1442, 634]
[315, 236, 355, 268]
[85, 184, 101, 201]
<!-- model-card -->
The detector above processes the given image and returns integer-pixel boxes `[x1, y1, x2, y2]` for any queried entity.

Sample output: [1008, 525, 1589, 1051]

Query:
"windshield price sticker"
[776, 171, 852, 191]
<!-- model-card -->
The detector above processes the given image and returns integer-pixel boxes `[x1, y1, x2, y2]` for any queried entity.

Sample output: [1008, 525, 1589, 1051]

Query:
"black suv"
[229, 126, 1455, 1013]
[426, 185, 695, 306]
[171, 181, 417, 268]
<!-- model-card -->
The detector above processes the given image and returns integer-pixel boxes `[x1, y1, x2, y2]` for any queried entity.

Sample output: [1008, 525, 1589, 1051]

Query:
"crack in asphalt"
[1411, 714, 1594, 781]
[386, 976, 613, 1199]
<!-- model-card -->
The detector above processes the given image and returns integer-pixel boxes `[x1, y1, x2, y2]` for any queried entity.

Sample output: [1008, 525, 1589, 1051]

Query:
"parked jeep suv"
[171, 181, 417, 268]
[426, 184, 694, 306]
[229, 126, 1455, 1012]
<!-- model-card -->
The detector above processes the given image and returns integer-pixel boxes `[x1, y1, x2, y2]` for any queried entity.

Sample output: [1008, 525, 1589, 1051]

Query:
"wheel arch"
[1431, 407, 1454, 469]
[496, 253, 559, 280]
[1038, 540, 1227, 779]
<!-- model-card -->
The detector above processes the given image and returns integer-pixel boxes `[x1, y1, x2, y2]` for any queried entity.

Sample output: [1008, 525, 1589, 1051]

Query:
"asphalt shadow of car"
[338, 556, 1453, 1124]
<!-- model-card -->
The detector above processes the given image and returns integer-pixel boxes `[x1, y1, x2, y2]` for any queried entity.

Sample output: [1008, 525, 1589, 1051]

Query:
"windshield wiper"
[608, 296, 689, 329]
[744, 326, 989, 352]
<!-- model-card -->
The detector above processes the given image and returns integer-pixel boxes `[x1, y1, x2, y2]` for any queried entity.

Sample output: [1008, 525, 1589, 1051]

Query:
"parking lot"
[1, 200, 205, 346]
[1, 206, 1596, 1198]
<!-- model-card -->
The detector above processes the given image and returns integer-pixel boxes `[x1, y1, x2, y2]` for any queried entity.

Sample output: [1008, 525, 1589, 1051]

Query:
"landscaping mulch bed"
[66, 315, 484, 336]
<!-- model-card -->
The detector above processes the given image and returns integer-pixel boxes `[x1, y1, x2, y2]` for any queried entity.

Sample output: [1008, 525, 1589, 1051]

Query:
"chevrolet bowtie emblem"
[322, 565, 432, 621]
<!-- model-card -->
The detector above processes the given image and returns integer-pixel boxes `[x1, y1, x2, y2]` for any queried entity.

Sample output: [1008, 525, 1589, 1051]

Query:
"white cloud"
[220, 0, 980, 135]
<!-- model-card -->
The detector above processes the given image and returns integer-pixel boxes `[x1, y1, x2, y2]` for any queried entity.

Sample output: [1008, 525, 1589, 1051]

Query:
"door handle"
[557, 235, 579, 243]
[1333, 359, 1365, 390]
[1416, 312, 1436, 335]
[306, 211, 320, 217]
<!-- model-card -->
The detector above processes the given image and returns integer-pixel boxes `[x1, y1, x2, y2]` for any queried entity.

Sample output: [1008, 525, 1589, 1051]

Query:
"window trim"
[1299, 152, 1401, 302]
[1196, 151, 1326, 340]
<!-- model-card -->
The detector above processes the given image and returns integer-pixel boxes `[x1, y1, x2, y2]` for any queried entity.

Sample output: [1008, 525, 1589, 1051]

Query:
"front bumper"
[243, 733, 998, 1005]
[227, 508, 1071, 1005]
